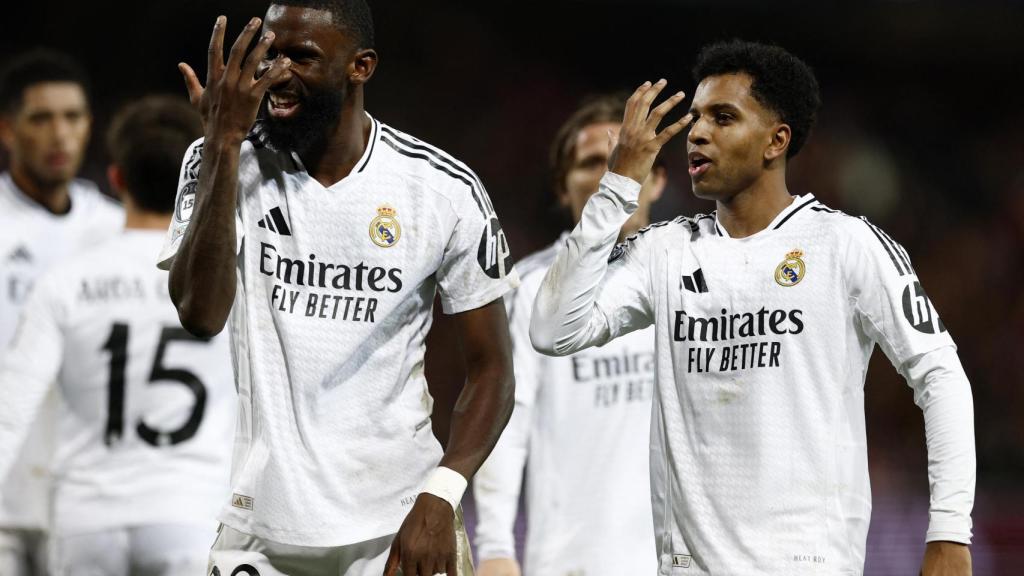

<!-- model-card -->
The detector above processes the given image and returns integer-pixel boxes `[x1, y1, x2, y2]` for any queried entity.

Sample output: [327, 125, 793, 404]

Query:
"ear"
[764, 123, 791, 163]
[348, 48, 379, 85]
[646, 165, 668, 202]
[107, 164, 128, 199]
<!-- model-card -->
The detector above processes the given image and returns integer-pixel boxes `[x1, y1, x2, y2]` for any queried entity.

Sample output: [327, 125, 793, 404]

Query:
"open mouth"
[688, 152, 712, 178]
[268, 92, 301, 118]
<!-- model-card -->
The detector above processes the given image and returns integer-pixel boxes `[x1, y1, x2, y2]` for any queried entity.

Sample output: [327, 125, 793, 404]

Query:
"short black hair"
[106, 96, 202, 214]
[0, 48, 91, 116]
[271, 0, 375, 49]
[693, 40, 821, 158]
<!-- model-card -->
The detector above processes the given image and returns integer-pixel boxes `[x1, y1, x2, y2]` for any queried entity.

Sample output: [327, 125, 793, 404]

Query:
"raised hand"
[177, 16, 291, 142]
[383, 494, 457, 576]
[609, 79, 690, 185]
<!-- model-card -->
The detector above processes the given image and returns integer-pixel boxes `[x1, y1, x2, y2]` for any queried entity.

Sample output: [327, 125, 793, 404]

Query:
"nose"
[687, 116, 709, 146]
[256, 54, 290, 82]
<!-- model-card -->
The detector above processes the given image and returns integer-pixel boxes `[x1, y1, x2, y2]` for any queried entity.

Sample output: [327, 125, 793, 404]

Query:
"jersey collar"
[714, 193, 816, 239]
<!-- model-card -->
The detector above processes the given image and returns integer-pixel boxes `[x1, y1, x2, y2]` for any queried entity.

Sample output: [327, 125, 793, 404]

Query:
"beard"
[262, 84, 346, 156]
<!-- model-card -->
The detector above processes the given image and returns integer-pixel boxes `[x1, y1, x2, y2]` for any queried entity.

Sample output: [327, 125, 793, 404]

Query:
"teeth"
[269, 94, 298, 107]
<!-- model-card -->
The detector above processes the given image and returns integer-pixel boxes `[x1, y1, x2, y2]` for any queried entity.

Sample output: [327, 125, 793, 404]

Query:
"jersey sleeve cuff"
[602, 171, 643, 201]
[925, 518, 973, 545]
[441, 270, 520, 315]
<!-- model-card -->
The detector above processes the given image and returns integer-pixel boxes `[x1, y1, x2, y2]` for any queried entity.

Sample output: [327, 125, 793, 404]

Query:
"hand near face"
[177, 16, 292, 142]
[608, 79, 690, 185]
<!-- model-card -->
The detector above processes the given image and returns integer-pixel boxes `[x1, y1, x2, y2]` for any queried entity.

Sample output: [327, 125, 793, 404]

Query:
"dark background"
[3, 0, 1022, 573]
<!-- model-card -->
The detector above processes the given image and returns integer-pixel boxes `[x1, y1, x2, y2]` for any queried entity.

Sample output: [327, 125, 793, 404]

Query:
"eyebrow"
[688, 102, 742, 115]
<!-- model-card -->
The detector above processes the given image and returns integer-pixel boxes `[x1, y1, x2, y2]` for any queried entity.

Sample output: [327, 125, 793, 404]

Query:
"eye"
[715, 113, 733, 125]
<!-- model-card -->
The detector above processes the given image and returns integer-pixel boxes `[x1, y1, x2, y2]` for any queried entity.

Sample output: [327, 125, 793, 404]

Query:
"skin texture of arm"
[385, 298, 515, 576]
[170, 16, 290, 337]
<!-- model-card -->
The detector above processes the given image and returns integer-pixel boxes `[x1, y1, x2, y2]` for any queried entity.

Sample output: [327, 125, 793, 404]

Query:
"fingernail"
[216, 15, 225, 27]
[249, 17, 260, 26]
[658, 78, 667, 84]
[643, 81, 652, 87]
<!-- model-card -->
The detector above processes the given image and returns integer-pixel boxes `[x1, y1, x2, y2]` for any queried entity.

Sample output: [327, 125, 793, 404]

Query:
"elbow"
[174, 298, 227, 338]
[529, 319, 566, 357]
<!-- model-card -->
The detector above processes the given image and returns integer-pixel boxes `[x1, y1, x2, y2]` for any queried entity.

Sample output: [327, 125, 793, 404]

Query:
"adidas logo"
[257, 206, 292, 236]
[681, 268, 709, 293]
[6, 245, 32, 263]
[231, 493, 254, 511]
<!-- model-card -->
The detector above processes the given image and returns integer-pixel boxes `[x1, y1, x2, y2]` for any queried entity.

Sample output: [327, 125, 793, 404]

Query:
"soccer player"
[0, 49, 124, 576]
[530, 41, 975, 575]
[474, 96, 661, 576]
[166, 2, 518, 574]
[0, 96, 236, 576]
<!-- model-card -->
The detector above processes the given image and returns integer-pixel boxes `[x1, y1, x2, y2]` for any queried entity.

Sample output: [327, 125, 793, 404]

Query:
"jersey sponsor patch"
[477, 216, 512, 279]
[231, 493, 254, 511]
[369, 204, 401, 247]
[672, 554, 692, 568]
[901, 280, 946, 334]
[775, 249, 806, 287]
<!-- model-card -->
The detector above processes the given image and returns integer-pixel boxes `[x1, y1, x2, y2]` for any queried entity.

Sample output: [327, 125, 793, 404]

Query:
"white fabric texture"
[0, 230, 234, 536]
[0, 173, 124, 530]
[530, 172, 975, 575]
[158, 114, 519, 546]
[474, 235, 657, 574]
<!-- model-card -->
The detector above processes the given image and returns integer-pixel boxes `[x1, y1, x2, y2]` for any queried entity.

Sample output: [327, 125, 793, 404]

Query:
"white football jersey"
[531, 173, 975, 575]
[474, 235, 657, 575]
[158, 114, 519, 546]
[0, 230, 235, 535]
[0, 173, 124, 529]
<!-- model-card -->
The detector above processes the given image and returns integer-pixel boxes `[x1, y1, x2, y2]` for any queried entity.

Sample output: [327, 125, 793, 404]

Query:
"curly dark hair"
[271, 0, 374, 49]
[693, 40, 821, 158]
[0, 48, 90, 115]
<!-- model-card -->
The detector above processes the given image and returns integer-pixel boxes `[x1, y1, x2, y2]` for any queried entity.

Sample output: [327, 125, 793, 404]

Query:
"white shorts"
[0, 528, 47, 576]
[209, 509, 474, 576]
[49, 523, 217, 576]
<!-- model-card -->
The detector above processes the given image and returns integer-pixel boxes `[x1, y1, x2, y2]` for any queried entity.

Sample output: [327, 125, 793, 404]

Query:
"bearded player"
[166, 1, 518, 574]
[474, 95, 661, 576]
[531, 41, 974, 575]
[0, 49, 124, 576]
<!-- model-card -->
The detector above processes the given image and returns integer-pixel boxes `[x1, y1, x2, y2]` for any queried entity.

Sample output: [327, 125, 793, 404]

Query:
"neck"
[715, 166, 792, 238]
[10, 163, 71, 214]
[300, 90, 371, 188]
[120, 196, 171, 230]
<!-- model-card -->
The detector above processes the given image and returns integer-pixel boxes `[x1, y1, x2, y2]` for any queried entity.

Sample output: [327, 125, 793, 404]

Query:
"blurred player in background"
[166, 1, 517, 574]
[531, 41, 975, 575]
[0, 49, 124, 576]
[0, 95, 236, 576]
[474, 95, 661, 576]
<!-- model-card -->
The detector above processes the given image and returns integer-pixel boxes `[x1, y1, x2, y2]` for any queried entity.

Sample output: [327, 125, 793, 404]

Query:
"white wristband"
[421, 466, 468, 512]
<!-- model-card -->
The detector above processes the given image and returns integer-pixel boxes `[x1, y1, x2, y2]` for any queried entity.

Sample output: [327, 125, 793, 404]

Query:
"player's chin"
[690, 179, 720, 200]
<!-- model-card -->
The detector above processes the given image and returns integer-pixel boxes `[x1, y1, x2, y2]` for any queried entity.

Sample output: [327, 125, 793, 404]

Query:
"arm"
[474, 288, 542, 574]
[166, 15, 291, 337]
[386, 299, 515, 576]
[530, 80, 690, 356]
[0, 276, 64, 480]
[846, 222, 974, 575]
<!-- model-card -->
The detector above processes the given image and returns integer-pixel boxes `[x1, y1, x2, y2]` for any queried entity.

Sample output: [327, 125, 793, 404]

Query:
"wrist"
[420, 466, 468, 513]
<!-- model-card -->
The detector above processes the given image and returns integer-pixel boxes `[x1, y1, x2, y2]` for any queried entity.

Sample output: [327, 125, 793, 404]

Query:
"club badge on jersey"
[775, 249, 806, 287]
[369, 204, 401, 248]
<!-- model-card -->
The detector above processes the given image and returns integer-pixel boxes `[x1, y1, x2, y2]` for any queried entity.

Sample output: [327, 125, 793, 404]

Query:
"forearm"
[529, 172, 639, 355]
[473, 397, 530, 559]
[169, 136, 242, 337]
[440, 362, 515, 480]
[904, 346, 976, 544]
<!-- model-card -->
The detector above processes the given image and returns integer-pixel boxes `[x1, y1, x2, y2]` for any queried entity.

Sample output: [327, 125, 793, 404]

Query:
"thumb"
[607, 128, 621, 171]
[178, 63, 203, 105]
[382, 538, 401, 576]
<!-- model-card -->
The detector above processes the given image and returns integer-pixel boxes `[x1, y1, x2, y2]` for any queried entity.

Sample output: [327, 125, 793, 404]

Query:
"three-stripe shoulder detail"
[378, 125, 493, 216]
[858, 217, 914, 276]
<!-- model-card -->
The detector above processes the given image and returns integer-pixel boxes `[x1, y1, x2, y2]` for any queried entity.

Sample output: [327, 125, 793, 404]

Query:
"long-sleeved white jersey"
[530, 173, 975, 575]
[474, 234, 658, 575]
[0, 230, 235, 535]
[158, 115, 518, 546]
[0, 173, 124, 529]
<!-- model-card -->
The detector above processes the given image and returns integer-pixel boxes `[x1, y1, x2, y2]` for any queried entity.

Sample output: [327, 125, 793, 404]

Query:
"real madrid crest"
[775, 249, 806, 287]
[369, 204, 401, 248]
